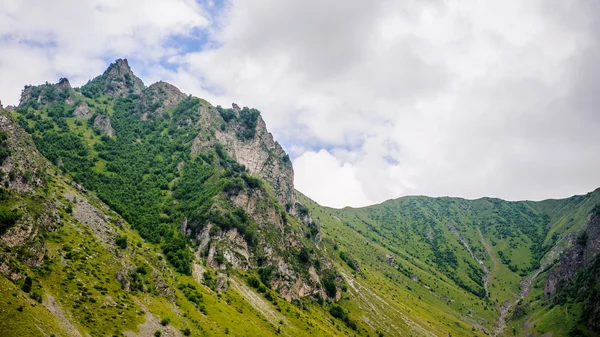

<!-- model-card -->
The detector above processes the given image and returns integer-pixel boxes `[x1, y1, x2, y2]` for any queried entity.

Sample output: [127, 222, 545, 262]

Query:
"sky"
[1, 0, 600, 208]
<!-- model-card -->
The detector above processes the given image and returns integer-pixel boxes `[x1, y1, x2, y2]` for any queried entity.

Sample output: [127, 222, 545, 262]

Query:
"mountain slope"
[300, 189, 600, 337]
[2, 59, 600, 337]
[0, 60, 365, 337]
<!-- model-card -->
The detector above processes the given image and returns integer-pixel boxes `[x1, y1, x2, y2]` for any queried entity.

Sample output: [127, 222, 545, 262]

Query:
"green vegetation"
[4, 65, 600, 337]
[15, 91, 274, 276]
[0, 131, 10, 163]
[299, 188, 600, 337]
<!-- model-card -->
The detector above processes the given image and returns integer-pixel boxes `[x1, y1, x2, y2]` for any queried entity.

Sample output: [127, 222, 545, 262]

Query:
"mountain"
[1, 59, 599, 337]
[299, 189, 600, 337]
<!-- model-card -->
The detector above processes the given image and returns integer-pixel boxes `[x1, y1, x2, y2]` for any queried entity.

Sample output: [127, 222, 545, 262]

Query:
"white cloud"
[0, 0, 207, 104]
[293, 150, 373, 208]
[162, 0, 600, 207]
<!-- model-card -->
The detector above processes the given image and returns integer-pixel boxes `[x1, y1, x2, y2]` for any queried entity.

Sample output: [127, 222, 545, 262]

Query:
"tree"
[22, 276, 33, 293]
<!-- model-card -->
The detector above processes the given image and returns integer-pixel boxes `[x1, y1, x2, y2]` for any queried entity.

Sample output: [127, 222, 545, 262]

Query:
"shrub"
[298, 247, 311, 263]
[0, 208, 22, 234]
[322, 273, 337, 298]
[115, 235, 127, 249]
[247, 276, 260, 288]
[217, 106, 236, 123]
[22, 276, 33, 293]
[30, 292, 42, 303]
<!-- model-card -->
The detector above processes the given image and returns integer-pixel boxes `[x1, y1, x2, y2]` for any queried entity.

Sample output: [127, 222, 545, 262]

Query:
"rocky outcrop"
[117, 270, 131, 291]
[82, 59, 145, 98]
[0, 114, 59, 280]
[545, 208, 600, 297]
[19, 77, 75, 108]
[92, 114, 114, 136]
[189, 183, 331, 301]
[56, 77, 72, 93]
[73, 101, 92, 119]
[136, 81, 187, 119]
[0, 114, 48, 192]
[189, 104, 295, 207]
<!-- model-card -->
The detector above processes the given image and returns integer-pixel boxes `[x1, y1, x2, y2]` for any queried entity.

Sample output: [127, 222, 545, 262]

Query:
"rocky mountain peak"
[81, 58, 145, 98]
[56, 77, 72, 91]
[102, 58, 145, 97]
[136, 80, 187, 118]
[18, 78, 75, 108]
[191, 103, 296, 206]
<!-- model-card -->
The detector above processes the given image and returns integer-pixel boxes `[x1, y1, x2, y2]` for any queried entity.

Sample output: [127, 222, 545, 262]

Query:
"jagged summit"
[136, 80, 187, 119]
[80, 58, 145, 98]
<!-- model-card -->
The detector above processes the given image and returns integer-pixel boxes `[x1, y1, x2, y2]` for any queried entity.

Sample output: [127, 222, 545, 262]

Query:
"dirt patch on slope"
[229, 277, 287, 327]
[64, 191, 115, 247]
[123, 303, 182, 337]
[43, 294, 83, 337]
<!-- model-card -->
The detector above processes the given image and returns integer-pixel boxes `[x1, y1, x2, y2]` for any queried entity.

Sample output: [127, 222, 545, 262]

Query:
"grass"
[298, 188, 600, 337]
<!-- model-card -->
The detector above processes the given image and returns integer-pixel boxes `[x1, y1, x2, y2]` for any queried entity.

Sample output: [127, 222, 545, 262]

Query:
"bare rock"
[216, 273, 229, 292]
[545, 211, 600, 298]
[93, 114, 113, 136]
[136, 81, 187, 118]
[73, 101, 91, 119]
[84, 58, 145, 98]
[117, 270, 131, 291]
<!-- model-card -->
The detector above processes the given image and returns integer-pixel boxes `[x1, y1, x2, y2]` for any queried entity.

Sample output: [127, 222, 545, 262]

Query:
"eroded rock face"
[189, 104, 295, 207]
[73, 101, 92, 119]
[19, 77, 75, 108]
[545, 211, 600, 297]
[0, 114, 48, 192]
[136, 81, 187, 118]
[92, 59, 145, 98]
[0, 115, 59, 279]
[93, 114, 114, 136]
[218, 109, 295, 207]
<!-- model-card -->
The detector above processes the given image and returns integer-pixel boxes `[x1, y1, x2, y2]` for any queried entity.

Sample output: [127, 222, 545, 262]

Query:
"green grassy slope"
[299, 188, 600, 337]
[0, 110, 365, 337]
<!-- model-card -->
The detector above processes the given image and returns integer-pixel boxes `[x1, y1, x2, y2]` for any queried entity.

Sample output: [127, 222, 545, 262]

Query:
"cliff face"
[190, 103, 295, 207]
[545, 209, 600, 297]
[215, 110, 295, 207]
[543, 207, 600, 333]
[189, 184, 326, 301]
[0, 113, 48, 192]
[0, 111, 57, 280]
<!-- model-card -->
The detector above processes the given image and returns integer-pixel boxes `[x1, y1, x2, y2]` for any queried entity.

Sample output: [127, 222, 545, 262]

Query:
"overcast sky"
[1, 0, 599, 208]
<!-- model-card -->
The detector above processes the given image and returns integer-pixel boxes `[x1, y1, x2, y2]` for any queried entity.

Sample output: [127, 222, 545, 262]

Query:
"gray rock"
[73, 101, 91, 119]
[93, 114, 113, 136]
[136, 81, 187, 118]
[98, 59, 145, 97]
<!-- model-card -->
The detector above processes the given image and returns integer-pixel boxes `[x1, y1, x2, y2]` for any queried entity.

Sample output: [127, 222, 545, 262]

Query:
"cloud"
[293, 150, 372, 208]
[0, 0, 207, 104]
[1, 0, 600, 208]
[164, 0, 600, 207]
